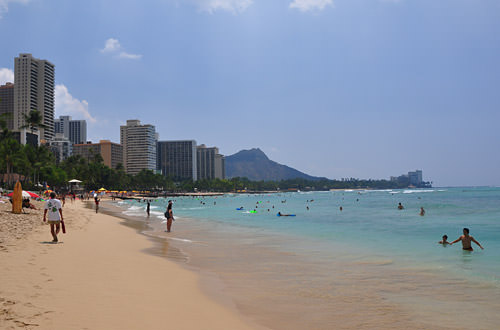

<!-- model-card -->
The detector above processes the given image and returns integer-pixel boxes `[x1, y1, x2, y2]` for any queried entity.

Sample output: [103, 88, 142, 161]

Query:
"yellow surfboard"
[12, 181, 22, 214]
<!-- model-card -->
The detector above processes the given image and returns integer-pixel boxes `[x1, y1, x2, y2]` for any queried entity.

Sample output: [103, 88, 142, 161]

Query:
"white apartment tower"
[120, 120, 157, 175]
[54, 115, 87, 144]
[14, 53, 55, 141]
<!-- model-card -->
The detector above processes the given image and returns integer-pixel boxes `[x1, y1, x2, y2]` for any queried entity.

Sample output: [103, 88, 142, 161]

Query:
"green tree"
[20, 110, 47, 134]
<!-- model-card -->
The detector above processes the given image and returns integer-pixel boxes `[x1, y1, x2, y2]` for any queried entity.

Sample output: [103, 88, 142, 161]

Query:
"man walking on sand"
[43, 192, 63, 243]
[450, 228, 484, 251]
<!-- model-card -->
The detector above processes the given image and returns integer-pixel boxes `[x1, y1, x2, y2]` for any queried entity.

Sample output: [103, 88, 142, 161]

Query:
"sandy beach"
[0, 198, 262, 330]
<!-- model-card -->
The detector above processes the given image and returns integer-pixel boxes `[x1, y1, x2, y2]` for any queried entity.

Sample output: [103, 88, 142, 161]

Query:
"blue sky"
[1, 0, 499, 186]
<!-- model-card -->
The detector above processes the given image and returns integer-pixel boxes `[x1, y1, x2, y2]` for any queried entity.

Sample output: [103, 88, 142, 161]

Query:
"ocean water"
[116, 187, 500, 329]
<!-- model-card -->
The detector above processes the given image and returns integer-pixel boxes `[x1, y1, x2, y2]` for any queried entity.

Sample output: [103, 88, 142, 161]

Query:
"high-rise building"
[73, 140, 124, 169]
[14, 53, 55, 141]
[47, 133, 72, 164]
[408, 170, 423, 186]
[197, 144, 225, 180]
[0, 82, 14, 130]
[157, 140, 197, 181]
[54, 115, 87, 144]
[120, 120, 157, 175]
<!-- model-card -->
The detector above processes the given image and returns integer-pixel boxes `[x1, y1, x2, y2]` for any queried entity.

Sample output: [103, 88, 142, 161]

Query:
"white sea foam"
[167, 237, 193, 243]
[403, 190, 435, 194]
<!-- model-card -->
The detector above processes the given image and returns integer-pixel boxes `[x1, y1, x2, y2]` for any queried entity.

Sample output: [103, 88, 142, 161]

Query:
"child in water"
[438, 235, 450, 245]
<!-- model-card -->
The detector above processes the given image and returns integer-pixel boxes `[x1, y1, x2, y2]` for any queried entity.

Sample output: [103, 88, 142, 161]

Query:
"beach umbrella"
[6, 190, 41, 198]
[43, 190, 53, 195]
[68, 179, 82, 183]
[26, 191, 41, 198]
[98, 188, 106, 192]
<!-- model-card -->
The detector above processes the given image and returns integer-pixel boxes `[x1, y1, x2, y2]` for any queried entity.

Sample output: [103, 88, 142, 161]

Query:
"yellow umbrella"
[98, 188, 107, 192]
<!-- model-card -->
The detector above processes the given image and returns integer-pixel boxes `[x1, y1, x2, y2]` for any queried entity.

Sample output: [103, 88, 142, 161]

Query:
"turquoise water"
[116, 187, 500, 328]
[122, 187, 500, 287]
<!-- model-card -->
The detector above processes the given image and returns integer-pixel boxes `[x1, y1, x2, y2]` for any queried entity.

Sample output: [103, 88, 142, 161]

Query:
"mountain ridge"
[225, 148, 325, 181]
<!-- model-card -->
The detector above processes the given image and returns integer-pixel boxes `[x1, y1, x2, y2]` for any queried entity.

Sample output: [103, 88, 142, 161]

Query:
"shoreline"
[111, 193, 500, 330]
[0, 199, 264, 329]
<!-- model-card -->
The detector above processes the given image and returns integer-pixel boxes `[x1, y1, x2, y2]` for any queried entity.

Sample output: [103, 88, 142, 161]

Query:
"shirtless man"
[450, 228, 484, 251]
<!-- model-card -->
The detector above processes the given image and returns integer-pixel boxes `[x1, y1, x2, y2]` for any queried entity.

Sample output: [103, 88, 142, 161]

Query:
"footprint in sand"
[14, 320, 39, 327]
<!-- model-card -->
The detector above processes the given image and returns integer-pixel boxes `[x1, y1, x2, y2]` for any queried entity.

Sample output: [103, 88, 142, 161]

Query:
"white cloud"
[0, 68, 14, 85]
[0, 0, 29, 19]
[118, 52, 142, 60]
[100, 38, 121, 53]
[55, 84, 97, 123]
[289, 0, 333, 12]
[100, 38, 142, 60]
[191, 0, 253, 14]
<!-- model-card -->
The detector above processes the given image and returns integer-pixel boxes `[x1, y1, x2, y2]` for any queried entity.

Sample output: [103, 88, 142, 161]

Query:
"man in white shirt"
[43, 192, 64, 243]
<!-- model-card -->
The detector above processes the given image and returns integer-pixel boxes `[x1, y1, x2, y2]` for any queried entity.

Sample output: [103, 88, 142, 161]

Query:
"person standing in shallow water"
[420, 207, 425, 216]
[146, 200, 150, 217]
[165, 200, 174, 232]
[450, 228, 484, 251]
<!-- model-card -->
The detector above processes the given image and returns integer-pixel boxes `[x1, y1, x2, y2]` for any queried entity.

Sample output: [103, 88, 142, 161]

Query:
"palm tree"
[20, 110, 47, 134]
[0, 103, 13, 141]
[0, 138, 25, 187]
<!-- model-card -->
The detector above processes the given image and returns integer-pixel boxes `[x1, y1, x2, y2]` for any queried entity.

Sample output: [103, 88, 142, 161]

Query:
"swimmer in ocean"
[398, 202, 404, 210]
[438, 235, 450, 245]
[450, 228, 484, 251]
[420, 207, 425, 216]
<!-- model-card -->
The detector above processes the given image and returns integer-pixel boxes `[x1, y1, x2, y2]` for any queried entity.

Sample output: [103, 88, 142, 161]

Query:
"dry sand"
[0, 198, 262, 330]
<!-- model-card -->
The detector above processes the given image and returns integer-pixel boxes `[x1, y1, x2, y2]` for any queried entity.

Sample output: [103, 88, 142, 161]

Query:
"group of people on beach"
[39, 193, 485, 253]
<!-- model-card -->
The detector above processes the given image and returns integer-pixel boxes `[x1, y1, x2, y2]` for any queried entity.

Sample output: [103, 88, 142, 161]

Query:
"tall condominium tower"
[120, 120, 157, 175]
[157, 140, 198, 181]
[54, 115, 87, 144]
[0, 82, 14, 130]
[197, 144, 225, 180]
[14, 53, 55, 141]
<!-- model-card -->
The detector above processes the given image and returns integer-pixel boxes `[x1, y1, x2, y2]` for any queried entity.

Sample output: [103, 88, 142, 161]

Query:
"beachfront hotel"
[157, 140, 198, 181]
[54, 115, 87, 145]
[0, 82, 15, 131]
[73, 140, 124, 169]
[13, 53, 55, 142]
[120, 120, 157, 175]
[197, 144, 225, 180]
